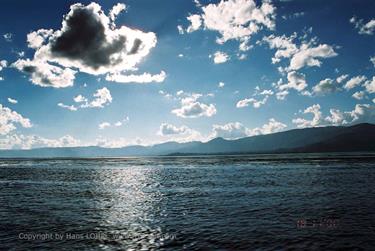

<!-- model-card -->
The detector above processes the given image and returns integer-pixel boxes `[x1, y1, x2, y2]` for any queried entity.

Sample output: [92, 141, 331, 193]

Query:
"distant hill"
[0, 123, 374, 158]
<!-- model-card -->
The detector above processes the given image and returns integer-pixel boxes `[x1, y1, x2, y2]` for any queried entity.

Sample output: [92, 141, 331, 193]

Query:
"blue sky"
[0, 0, 374, 149]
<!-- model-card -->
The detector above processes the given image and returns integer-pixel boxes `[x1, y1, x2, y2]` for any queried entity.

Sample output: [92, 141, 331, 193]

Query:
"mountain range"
[1, 123, 375, 158]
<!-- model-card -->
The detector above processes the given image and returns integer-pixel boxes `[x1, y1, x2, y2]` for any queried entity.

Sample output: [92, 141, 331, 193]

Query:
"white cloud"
[263, 34, 337, 71]
[259, 89, 274, 95]
[0, 134, 81, 149]
[344, 75, 367, 90]
[364, 76, 375, 93]
[282, 12, 305, 20]
[370, 56, 375, 67]
[172, 93, 216, 118]
[82, 87, 112, 108]
[0, 60, 7, 70]
[3, 33, 13, 42]
[289, 44, 337, 71]
[0, 60, 7, 80]
[324, 109, 347, 126]
[26, 29, 53, 49]
[109, 3, 126, 23]
[158, 123, 190, 135]
[293, 103, 375, 128]
[59, 87, 112, 111]
[177, 25, 184, 35]
[99, 122, 111, 130]
[218, 82, 225, 88]
[13, 59, 76, 88]
[263, 33, 298, 64]
[158, 123, 203, 142]
[352, 91, 366, 100]
[277, 71, 307, 96]
[0, 104, 32, 135]
[57, 103, 77, 111]
[186, 14, 202, 33]
[98, 116, 129, 129]
[14, 2, 159, 87]
[211, 51, 229, 64]
[312, 78, 339, 95]
[276, 90, 289, 100]
[7, 98, 18, 104]
[292, 104, 323, 128]
[336, 74, 348, 83]
[106, 71, 166, 83]
[250, 118, 287, 136]
[350, 16, 375, 35]
[211, 118, 286, 139]
[186, 0, 276, 50]
[212, 122, 250, 139]
[236, 96, 268, 108]
[73, 95, 88, 103]
[347, 104, 375, 123]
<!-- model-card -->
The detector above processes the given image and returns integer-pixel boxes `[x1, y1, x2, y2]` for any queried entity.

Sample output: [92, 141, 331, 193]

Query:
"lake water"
[1, 155, 375, 250]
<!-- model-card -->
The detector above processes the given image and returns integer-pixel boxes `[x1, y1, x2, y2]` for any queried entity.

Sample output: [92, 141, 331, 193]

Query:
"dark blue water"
[1, 155, 375, 250]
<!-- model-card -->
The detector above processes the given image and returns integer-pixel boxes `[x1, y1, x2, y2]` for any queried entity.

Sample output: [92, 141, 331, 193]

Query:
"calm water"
[0, 155, 375, 250]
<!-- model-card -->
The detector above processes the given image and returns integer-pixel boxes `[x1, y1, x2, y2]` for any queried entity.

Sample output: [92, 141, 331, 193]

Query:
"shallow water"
[0, 155, 375, 250]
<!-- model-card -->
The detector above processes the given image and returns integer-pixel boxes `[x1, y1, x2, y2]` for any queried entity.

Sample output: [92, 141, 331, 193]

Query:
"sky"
[0, 0, 375, 149]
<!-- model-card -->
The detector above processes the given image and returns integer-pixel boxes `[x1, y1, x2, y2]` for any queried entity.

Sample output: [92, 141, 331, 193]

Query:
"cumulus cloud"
[14, 2, 160, 87]
[81, 87, 112, 108]
[185, 0, 276, 50]
[275, 71, 308, 98]
[236, 96, 268, 108]
[293, 103, 375, 128]
[350, 16, 375, 35]
[13, 59, 76, 88]
[0, 134, 81, 149]
[251, 118, 287, 136]
[158, 123, 190, 135]
[177, 25, 184, 35]
[364, 76, 375, 93]
[59, 87, 112, 111]
[0, 104, 32, 135]
[212, 122, 250, 139]
[99, 122, 111, 130]
[98, 116, 129, 129]
[343, 75, 367, 90]
[336, 74, 348, 83]
[172, 93, 216, 118]
[312, 78, 340, 95]
[211, 119, 286, 139]
[0, 60, 8, 80]
[57, 103, 77, 111]
[186, 14, 202, 33]
[369, 56, 375, 68]
[109, 3, 126, 23]
[26, 29, 53, 49]
[3, 33, 13, 42]
[263, 34, 337, 71]
[106, 71, 166, 83]
[275, 90, 289, 100]
[157, 123, 203, 142]
[352, 91, 366, 100]
[211, 51, 229, 64]
[7, 98, 18, 104]
[218, 82, 225, 88]
[292, 104, 323, 128]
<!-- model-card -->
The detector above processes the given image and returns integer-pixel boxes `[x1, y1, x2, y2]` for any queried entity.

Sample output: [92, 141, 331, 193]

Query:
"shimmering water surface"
[1, 155, 375, 250]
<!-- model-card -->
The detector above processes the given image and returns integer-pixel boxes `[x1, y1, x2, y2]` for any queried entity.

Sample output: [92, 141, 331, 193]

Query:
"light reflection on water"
[0, 156, 375, 250]
[93, 167, 167, 250]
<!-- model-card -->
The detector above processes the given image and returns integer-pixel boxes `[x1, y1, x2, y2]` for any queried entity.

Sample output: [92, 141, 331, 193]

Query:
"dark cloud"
[50, 5, 128, 69]
[13, 2, 159, 87]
